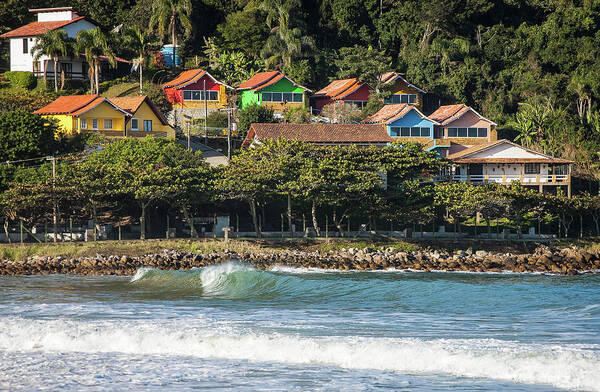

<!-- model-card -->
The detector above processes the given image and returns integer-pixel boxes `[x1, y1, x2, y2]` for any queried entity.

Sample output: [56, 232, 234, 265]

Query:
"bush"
[0, 90, 57, 114]
[206, 111, 229, 129]
[238, 103, 276, 137]
[285, 106, 311, 123]
[0, 109, 58, 162]
[4, 71, 37, 90]
[142, 81, 172, 115]
[361, 97, 384, 119]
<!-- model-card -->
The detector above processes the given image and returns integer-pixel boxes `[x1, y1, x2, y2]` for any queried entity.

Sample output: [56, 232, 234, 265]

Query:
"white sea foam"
[0, 317, 598, 391]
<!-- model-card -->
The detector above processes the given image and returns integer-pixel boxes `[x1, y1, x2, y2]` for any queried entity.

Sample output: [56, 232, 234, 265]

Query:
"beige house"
[446, 139, 573, 196]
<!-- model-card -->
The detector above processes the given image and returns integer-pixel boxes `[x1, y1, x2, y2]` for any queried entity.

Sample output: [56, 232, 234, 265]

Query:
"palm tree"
[31, 29, 70, 92]
[150, 0, 192, 68]
[259, 0, 314, 69]
[76, 28, 115, 94]
[124, 27, 155, 94]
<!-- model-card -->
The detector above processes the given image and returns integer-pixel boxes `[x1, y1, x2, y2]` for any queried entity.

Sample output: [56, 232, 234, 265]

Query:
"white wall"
[470, 143, 547, 159]
[37, 11, 76, 22]
[9, 19, 97, 73]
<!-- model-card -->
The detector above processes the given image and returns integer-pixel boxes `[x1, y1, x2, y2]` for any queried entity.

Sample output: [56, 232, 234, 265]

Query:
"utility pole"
[46, 156, 57, 243]
[203, 80, 208, 145]
[226, 108, 232, 160]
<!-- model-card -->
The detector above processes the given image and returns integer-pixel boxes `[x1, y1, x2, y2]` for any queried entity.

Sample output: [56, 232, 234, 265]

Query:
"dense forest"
[1, 0, 600, 180]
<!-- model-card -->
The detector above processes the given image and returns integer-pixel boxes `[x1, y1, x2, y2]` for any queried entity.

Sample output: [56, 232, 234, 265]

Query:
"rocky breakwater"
[0, 245, 599, 276]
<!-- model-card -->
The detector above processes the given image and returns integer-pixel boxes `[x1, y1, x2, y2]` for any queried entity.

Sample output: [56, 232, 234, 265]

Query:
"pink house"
[311, 78, 370, 111]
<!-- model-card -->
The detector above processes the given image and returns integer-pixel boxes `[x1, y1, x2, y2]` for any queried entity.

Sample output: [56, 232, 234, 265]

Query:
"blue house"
[363, 103, 439, 138]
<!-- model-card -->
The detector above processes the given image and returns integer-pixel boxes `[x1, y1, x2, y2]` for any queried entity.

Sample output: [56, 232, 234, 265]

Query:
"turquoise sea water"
[1, 261, 599, 391]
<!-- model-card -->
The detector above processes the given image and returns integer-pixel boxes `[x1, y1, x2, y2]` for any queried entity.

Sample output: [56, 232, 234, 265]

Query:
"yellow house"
[381, 72, 426, 109]
[111, 96, 175, 138]
[33, 94, 174, 138]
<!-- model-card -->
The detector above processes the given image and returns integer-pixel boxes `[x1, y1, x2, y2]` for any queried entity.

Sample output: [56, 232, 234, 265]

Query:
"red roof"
[0, 16, 88, 38]
[243, 123, 391, 146]
[429, 104, 496, 126]
[314, 78, 365, 100]
[162, 69, 206, 89]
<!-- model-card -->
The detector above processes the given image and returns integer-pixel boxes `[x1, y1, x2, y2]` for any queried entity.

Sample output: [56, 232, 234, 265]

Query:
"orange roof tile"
[162, 69, 206, 89]
[243, 123, 391, 146]
[314, 78, 365, 100]
[363, 104, 439, 125]
[111, 95, 170, 125]
[0, 16, 87, 38]
[429, 104, 496, 126]
[237, 71, 282, 90]
[380, 72, 426, 93]
[33, 94, 99, 115]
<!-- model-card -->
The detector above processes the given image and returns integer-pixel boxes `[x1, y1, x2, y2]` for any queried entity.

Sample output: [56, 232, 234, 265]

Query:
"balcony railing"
[451, 174, 569, 184]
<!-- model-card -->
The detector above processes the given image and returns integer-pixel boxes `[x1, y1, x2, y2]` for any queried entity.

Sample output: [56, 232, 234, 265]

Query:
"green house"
[237, 71, 311, 112]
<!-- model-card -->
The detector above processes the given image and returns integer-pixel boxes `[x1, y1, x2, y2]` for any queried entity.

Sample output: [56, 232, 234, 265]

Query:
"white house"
[0, 7, 97, 80]
[446, 139, 573, 196]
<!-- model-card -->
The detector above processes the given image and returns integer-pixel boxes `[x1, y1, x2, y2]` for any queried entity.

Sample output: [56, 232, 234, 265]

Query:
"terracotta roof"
[33, 94, 130, 117]
[33, 94, 99, 115]
[429, 104, 497, 126]
[162, 69, 205, 89]
[380, 72, 426, 93]
[0, 16, 87, 38]
[313, 78, 365, 100]
[243, 123, 392, 146]
[446, 139, 573, 163]
[363, 103, 439, 125]
[29, 7, 75, 13]
[237, 71, 312, 92]
[111, 96, 170, 126]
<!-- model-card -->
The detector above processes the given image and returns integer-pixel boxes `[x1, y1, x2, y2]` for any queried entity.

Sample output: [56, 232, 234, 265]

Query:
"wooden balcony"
[452, 174, 569, 185]
[82, 130, 170, 138]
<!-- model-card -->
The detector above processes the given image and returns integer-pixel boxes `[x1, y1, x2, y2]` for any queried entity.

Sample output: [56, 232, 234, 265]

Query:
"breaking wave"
[0, 317, 598, 391]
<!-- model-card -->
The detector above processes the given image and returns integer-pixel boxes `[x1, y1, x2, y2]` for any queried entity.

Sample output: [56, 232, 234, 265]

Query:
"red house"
[311, 78, 371, 111]
[161, 69, 231, 109]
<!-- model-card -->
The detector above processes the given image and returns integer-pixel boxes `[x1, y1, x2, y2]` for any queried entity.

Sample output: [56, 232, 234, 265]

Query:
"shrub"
[0, 109, 58, 161]
[4, 71, 37, 90]
[285, 106, 311, 123]
[142, 81, 172, 114]
[237, 103, 276, 137]
[0, 90, 56, 114]
[206, 111, 229, 129]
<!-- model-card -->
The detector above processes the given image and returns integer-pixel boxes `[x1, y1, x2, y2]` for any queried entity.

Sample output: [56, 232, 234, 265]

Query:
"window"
[448, 127, 487, 138]
[80, 118, 87, 129]
[262, 92, 272, 102]
[103, 119, 113, 129]
[345, 100, 367, 109]
[293, 93, 303, 102]
[131, 118, 139, 131]
[400, 127, 410, 137]
[272, 92, 282, 102]
[421, 127, 430, 137]
[384, 94, 418, 105]
[143, 120, 152, 131]
[23, 38, 28, 54]
[389, 127, 400, 136]
[60, 63, 72, 76]
[92, 119, 98, 130]
[182, 90, 220, 101]
[410, 127, 420, 137]
[524, 163, 540, 174]
[282, 92, 293, 102]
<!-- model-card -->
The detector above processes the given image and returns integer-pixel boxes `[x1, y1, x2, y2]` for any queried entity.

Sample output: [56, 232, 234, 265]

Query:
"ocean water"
[1, 261, 599, 391]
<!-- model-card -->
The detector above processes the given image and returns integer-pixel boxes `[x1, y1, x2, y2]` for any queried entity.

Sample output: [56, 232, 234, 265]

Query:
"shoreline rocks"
[1, 245, 599, 276]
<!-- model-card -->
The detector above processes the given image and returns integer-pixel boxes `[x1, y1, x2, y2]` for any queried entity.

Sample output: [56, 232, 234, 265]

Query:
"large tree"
[31, 29, 71, 92]
[75, 27, 115, 94]
[150, 0, 192, 68]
